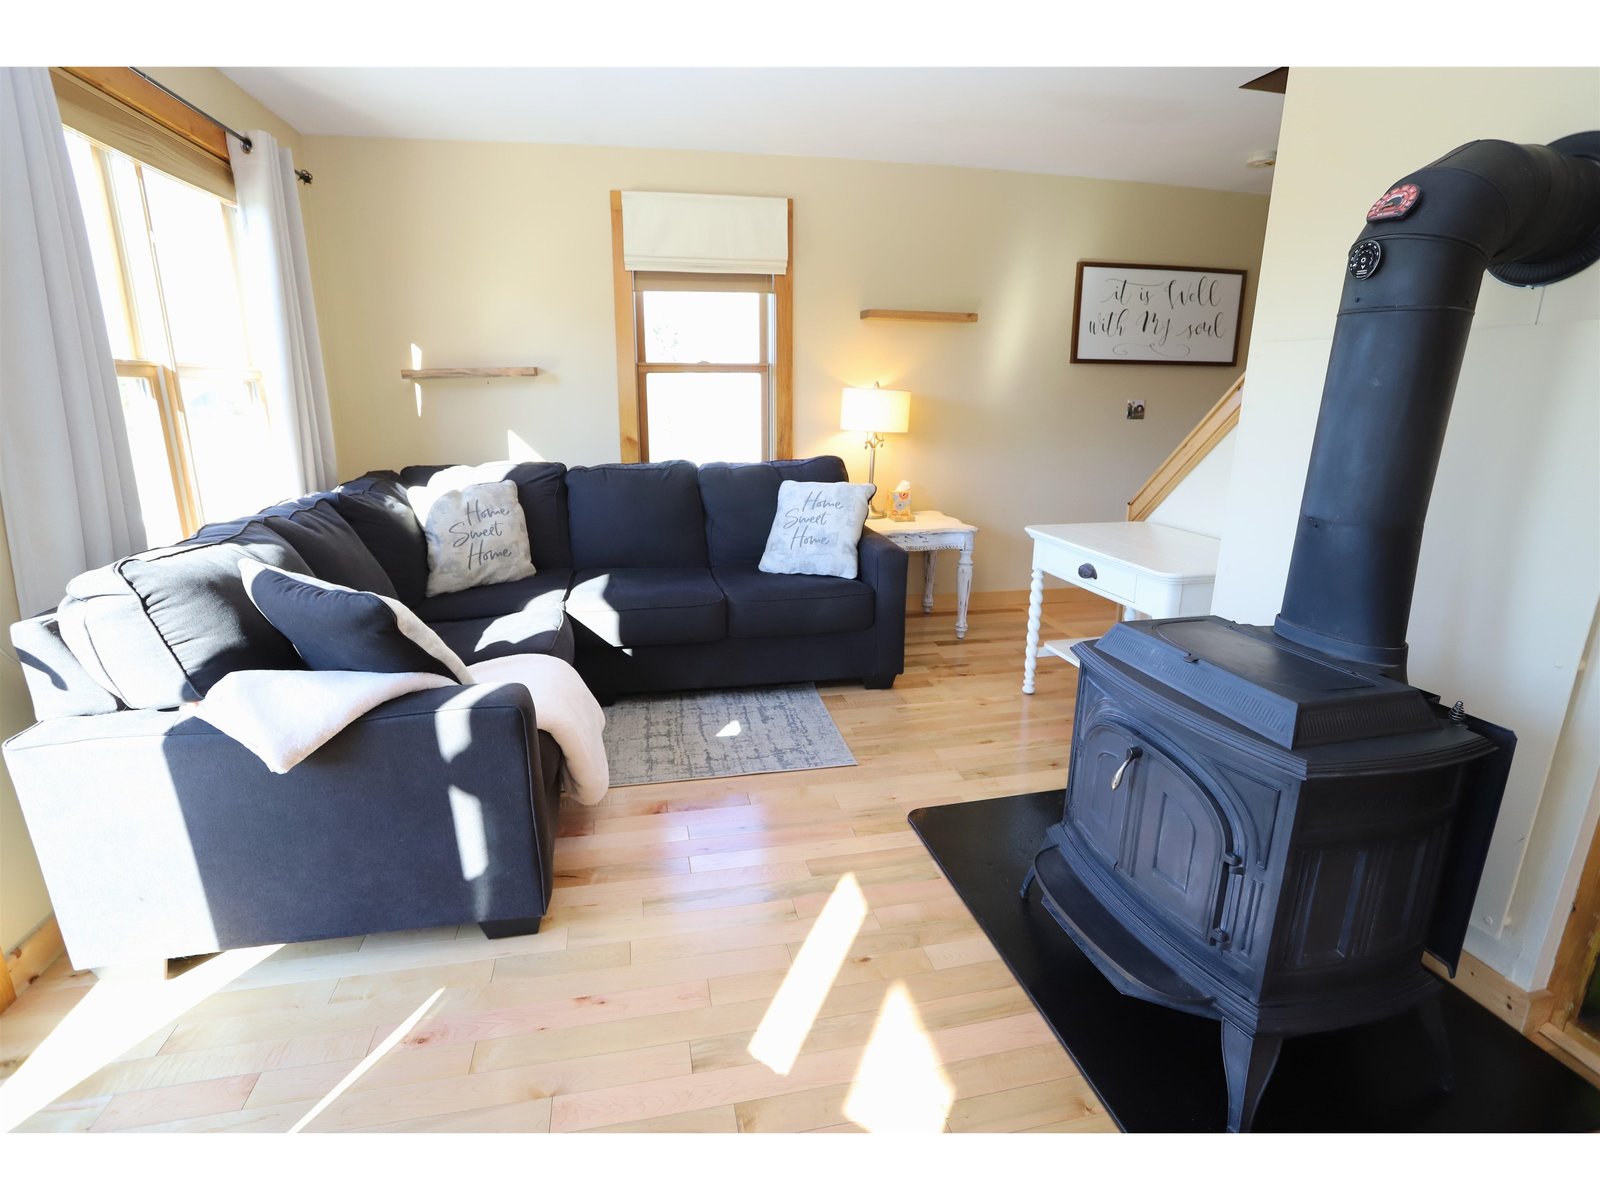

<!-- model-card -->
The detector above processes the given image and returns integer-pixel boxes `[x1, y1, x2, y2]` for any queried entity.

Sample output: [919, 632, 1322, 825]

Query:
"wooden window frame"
[610, 190, 793, 463]
[114, 361, 203, 535]
[57, 68, 230, 164]
[66, 127, 266, 537]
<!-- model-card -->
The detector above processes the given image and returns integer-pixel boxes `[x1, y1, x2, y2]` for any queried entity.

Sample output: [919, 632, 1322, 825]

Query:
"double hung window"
[633, 272, 775, 464]
[64, 126, 275, 544]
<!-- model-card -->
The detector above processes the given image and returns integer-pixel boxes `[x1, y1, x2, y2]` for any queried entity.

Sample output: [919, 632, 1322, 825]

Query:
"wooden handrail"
[1127, 372, 1244, 522]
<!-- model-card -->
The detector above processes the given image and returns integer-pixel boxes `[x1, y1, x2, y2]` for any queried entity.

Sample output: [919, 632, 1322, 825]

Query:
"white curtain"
[230, 130, 338, 495]
[0, 67, 145, 617]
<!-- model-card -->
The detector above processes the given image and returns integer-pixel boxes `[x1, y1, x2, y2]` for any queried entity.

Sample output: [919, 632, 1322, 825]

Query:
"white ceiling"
[221, 67, 1285, 195]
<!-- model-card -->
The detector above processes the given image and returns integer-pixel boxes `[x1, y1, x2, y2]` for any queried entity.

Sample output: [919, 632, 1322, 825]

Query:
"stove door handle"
[1110, 746, 1143, 791]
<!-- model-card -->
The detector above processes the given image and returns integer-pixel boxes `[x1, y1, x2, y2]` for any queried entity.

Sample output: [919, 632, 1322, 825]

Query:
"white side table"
[866, 511, 979, 639]
[1022, 521, 1220, 693]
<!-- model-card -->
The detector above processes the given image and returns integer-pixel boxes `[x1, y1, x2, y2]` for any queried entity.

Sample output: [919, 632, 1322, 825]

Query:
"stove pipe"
[1274, 132, 1600, 677]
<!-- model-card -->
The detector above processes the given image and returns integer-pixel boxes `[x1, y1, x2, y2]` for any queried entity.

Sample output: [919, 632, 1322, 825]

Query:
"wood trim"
[400, 367, 541, 381]
[1534, 1021, 1600, 1089]
[860, 309, 978, 323]
[637, 363, 768, 375]
[1424, 949, 1555, 1035]
[1240, 67, 1290, 95]
[1544, 789, 1600, 1031]
[610, 190, 642, 463]
[60, 67, 230, 164]
[773, 199, 794, 460]
[1126, 372, 1244, 522]
[3, 916, 66, 1012]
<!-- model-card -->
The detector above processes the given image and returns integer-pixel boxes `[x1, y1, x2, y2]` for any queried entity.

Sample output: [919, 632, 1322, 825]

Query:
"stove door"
[1069, 722, 1236, 948]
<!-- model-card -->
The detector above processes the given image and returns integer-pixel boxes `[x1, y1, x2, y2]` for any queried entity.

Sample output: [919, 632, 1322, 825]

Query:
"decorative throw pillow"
[407, 478, 537, 597]
[238, 560, 473, 683]
[757, 480, 877, 579]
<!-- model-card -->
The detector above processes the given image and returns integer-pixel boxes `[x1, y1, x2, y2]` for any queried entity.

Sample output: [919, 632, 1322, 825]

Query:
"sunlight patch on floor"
[843, 982, 956, 1132]
[715, 719, 741, 738]
[290, 987, 445, 1133]
[747, 872, 868, 1075]
[0, 943, 284, 1133]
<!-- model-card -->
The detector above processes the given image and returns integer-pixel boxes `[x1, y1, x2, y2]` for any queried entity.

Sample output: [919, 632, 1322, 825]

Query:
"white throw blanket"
[191, 654, 609, 805]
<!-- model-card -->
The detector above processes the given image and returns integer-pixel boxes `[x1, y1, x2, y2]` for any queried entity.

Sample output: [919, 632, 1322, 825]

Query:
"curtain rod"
[128, 68, 313, 184]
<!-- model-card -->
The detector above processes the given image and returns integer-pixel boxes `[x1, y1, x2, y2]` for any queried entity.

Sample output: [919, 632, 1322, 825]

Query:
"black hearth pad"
[908, 791, 1600, 1133]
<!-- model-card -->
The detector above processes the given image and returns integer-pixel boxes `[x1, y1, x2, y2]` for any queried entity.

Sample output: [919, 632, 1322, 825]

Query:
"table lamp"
[840, 383, 911, 517]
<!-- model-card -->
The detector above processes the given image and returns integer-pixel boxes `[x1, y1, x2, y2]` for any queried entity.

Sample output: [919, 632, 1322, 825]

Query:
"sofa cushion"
[408, 479, 538, 596]
[565, 567, 725, 647]
[240, 561, 472, 682]
[699, 456, 849, 567]
[431, 607, 575, 666]
[713, 566, 876, 639]
[400, 461, 571, 570]
[331, 474, 429, 604]
[263, 497, 398, 597]
[758, 480, 877, 579]
[10, 611, 123, 720]
[413, 570, 572, 624]
[566, 461, 708, 569]
[57, 524, 311, 709]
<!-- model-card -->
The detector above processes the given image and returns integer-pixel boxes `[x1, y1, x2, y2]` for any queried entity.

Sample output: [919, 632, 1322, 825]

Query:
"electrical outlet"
[1126, 401, 1146, 420]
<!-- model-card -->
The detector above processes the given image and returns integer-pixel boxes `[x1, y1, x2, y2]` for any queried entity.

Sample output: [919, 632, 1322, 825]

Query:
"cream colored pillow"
[407, 479, 536, 597]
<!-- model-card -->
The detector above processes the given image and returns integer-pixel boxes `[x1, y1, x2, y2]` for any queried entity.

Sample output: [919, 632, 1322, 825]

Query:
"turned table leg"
[955, 540, 973, 639]
[922, 549, 937, 614]
[1022, 567, 1043, 693]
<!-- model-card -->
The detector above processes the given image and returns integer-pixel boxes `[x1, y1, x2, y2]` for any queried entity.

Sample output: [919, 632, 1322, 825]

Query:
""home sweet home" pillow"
[757, 480, 876, 579]
[406, 479, 537, 597]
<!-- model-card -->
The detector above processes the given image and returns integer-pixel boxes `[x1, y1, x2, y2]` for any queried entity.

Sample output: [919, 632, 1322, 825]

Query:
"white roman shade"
[621, 191, 788, 275]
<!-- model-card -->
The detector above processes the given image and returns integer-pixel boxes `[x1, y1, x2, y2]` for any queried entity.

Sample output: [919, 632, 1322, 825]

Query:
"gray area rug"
[602, 684, 857, 787]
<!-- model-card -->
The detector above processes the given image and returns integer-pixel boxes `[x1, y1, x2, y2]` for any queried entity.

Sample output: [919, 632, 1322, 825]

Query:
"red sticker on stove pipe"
[1368, 183, 1421, 222]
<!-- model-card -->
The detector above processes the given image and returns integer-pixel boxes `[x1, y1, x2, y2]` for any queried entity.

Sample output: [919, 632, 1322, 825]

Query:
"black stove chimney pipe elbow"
[1273, 133, 1600, 677]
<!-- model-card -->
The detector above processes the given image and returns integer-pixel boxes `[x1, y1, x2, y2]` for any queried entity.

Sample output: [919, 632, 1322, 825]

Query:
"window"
[610, 190, 794, 464]
[634, 273, 775, 464]
[63, 126, 277, 544]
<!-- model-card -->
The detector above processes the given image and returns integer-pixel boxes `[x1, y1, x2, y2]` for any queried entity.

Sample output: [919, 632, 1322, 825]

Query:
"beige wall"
[302, 136, 1269, 595]
[1213, 67, 1600, 989]
[0, 68, 307, 953]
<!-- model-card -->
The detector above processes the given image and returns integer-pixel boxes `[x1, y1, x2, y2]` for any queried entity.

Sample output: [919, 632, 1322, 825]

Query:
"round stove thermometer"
[1349, 239, 1383, 279]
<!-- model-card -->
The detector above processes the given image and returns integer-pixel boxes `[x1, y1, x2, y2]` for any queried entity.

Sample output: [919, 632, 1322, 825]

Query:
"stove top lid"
[1090, 617, 1439, 749]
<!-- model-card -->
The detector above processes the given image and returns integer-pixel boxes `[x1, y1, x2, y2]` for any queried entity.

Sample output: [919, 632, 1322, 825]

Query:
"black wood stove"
[1023, 132, 1600, 1132]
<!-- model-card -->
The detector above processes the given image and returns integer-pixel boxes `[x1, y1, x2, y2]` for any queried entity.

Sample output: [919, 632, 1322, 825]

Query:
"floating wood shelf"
[400, 367, 541, 381]
[860, 309, 978, 323]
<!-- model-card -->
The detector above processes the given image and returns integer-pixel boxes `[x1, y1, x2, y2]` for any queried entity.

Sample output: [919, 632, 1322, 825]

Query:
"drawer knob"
[1077, 562, 1098, 580]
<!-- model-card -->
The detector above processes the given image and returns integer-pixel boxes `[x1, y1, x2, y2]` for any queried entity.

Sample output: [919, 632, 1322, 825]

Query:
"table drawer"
[1065, 554, 1138, 605]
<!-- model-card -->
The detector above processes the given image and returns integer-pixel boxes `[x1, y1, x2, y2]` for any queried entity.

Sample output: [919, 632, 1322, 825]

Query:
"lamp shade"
[840, 386, 911, 434]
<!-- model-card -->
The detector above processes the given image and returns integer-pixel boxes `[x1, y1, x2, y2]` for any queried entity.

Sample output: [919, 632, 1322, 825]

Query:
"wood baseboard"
[1425, 949, 1556, 1035]
[2, 915, 65, 1013]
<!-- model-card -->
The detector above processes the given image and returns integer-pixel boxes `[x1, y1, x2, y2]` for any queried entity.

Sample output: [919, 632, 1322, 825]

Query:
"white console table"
[1022, 522, 1220, 693]
[866, 511, 978, 639]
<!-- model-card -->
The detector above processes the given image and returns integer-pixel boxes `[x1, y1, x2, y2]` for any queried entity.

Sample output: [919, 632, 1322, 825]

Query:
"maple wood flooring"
[0, 590, 1119, 1134]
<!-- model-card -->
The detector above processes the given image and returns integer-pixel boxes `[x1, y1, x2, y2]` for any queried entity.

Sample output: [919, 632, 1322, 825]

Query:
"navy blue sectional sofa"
[3, 456, 908, 970]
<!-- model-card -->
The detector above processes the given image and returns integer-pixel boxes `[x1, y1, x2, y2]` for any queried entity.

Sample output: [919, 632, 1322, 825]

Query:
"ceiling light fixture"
[1247, 152, 1277, 169]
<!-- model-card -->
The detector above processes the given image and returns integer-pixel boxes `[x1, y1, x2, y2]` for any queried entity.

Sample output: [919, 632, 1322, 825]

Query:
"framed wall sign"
[1070, 261, 1246, 366]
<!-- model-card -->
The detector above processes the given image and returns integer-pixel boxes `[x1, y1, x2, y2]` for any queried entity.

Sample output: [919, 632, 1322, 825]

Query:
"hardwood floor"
[0, 591, 1119, 1134]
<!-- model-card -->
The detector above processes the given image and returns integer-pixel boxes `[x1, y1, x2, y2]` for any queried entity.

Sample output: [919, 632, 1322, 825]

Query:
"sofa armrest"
[2, 683, 554, 969]
[857, 529, 909, 685]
